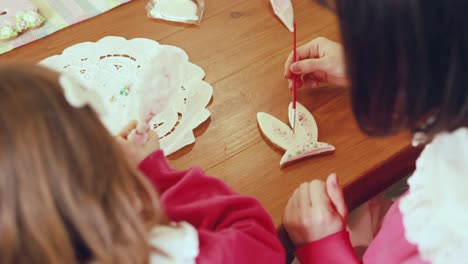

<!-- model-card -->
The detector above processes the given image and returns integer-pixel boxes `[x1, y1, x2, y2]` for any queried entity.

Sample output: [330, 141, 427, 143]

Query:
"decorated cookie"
[270, 0, 294, 32]
[1, 0, 45, 40]
[147, 0, 201, 24]
[257, 102, 335, 167]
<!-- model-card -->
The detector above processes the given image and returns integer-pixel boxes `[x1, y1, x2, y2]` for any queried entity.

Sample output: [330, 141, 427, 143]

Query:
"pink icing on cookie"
[1, 0, 38, 27]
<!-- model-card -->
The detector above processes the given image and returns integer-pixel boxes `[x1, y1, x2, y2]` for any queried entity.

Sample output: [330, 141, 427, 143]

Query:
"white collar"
[149, 221, 199, 264]
[400, 128, 468, 264]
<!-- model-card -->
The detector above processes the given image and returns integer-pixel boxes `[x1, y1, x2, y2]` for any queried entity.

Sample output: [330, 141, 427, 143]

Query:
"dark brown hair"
[0, 64, 165, 263]
[318, 0, 468, 136]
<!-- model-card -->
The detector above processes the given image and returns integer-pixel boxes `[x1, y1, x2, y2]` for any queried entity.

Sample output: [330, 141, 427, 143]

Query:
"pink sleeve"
[295, 197, 428, 264]
[139, 151, 286, 264]
[295, 231, 360, 264]
[363, 198, 428, 264]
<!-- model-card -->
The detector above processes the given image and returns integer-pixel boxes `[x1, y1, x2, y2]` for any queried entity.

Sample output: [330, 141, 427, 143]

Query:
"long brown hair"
[0, 64, 165, 263]
[317, 0, 468, 137]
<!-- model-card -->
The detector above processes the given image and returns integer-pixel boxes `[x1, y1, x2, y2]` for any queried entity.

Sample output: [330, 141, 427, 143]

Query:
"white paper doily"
[40, 36, 213, 156]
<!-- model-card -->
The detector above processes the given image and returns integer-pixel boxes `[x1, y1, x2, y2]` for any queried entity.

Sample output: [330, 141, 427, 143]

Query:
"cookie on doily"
[1, 0, 46, 40]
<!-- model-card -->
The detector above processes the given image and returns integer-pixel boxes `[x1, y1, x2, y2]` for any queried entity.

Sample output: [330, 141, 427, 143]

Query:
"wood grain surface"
[1, 0, 418, 228]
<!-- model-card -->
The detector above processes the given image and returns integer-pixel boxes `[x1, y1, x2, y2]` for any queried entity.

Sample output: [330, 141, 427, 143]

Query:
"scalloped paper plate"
[40, 36, 213, 156]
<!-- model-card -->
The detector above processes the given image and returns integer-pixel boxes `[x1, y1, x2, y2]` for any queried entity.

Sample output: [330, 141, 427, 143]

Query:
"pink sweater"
[296, 128, 468, 264]
[296, 198, 427, 264]
[139, 150, 286, 264]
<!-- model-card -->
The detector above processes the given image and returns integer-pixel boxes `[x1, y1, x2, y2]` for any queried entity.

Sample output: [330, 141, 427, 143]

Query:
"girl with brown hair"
[282, 1, 468, 263]
[0, 64, 285, 263]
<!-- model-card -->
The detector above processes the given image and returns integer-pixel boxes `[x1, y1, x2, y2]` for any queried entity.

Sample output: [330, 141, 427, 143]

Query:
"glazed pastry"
[1, 0, 45, 40]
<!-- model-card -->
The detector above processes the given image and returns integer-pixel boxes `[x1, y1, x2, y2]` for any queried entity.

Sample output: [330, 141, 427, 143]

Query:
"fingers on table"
[118, 120, 138, 138]
[309, 180, 330, 209]
[326, 174, 348, 218]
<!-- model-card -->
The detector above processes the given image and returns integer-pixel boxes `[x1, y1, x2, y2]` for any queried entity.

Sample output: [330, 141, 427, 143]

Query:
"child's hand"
[284, 37, 349, 89]
[283, 174, 348, 247]
[116, 121, 160, 165]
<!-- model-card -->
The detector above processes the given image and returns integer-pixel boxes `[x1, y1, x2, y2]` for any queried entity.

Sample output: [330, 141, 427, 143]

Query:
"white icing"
[257, 102, 334, 167]
[22, 10, 43, 24]
[150, 0, 199, 21]
[280, 143, 335, 166]
[0, 0, 44, 39]
[257, 112, 293, 150]
[0, 25, 16, 39]
[270, 0, 294, 32]
[128, 50, 185, 145]
[288, 103, 318, 142]
[1, 0, 41, 27]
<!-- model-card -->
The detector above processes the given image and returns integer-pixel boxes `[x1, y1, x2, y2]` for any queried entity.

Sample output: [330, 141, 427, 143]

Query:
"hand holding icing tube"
[128, 49, 185, 145]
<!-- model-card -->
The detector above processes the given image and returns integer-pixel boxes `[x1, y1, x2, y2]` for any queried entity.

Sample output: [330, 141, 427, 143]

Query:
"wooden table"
[1, 0, 420, 227]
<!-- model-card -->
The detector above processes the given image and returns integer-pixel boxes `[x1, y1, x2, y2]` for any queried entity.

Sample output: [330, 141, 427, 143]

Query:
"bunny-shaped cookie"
[257, 102, 335, 167]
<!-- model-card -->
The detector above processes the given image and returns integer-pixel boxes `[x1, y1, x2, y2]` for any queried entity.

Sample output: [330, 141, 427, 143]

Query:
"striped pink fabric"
[0, 0, 131, 55]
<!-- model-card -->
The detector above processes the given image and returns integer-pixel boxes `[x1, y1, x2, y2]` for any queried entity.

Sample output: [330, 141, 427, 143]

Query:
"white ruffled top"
[149, 221, 199, 264]
[400, 128, 468, 264]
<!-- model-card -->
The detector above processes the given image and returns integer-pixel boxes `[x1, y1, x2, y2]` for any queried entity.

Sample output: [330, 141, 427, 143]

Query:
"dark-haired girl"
[282, 1, 468, 263]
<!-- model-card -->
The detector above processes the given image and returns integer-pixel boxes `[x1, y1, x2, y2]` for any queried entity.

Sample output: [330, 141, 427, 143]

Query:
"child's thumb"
[326, 173, 348, 219]
[290, 58, 323, 74]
